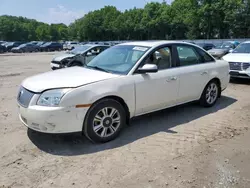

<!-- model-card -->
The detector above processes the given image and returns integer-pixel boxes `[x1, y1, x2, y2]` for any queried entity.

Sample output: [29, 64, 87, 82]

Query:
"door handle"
[201, 71, 208, 75]
[167, 76, 177, 82]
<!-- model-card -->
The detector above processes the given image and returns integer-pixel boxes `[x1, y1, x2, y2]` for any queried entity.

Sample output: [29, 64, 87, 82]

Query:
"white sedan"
[17, 41, 230, 143]
[222, 41, 250, 79]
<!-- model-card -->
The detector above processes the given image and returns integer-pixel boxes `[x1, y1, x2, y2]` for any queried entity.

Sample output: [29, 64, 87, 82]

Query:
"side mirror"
[136, 64, 158, 74]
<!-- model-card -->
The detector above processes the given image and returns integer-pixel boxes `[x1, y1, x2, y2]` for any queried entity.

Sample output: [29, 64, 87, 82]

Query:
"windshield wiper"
[86, 65, 110, 73]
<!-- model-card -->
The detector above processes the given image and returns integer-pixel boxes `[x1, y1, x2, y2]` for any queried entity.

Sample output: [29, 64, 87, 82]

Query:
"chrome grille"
[229, 62, 242, 71]
[243, 63, 250, 70]
[17, 87, 35, 108]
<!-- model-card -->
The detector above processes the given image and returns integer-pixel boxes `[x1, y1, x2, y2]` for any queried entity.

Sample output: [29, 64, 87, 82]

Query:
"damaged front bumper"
[18, 104, 89, 134]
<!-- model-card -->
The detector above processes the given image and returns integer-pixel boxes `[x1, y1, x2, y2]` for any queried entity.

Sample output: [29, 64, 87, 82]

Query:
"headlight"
[37, 89, 71, 106]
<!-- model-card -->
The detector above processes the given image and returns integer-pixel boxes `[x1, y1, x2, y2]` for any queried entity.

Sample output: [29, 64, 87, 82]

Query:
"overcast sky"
[0, 0, 173, 25]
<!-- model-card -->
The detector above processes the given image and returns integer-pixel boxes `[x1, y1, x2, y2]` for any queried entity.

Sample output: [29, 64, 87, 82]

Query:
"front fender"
[61, 76, 136, 117]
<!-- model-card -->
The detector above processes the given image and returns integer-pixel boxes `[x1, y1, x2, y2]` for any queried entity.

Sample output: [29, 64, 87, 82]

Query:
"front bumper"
[18, 104, 89, 134]
[230, 70, 250, 79]
[50, 62, 63, 70]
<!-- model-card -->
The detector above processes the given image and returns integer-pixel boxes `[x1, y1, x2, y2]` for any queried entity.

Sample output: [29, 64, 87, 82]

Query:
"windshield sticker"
[133, 47, 148, 52]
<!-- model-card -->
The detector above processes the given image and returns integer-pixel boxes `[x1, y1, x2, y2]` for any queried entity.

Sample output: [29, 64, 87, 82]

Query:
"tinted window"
[177, 46, 200, 66]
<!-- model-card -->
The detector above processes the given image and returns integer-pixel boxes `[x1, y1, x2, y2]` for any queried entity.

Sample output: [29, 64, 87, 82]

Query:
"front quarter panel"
[60, 76, 136, 118]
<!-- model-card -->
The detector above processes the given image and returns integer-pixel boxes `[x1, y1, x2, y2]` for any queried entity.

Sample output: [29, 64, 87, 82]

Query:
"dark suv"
[5, 42, 25, 51]
[40, 42, 63, 52]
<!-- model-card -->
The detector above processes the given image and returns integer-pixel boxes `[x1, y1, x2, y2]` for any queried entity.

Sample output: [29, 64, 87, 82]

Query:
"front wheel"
[200, 80, 220, 107]
[83, 99, 126, 143]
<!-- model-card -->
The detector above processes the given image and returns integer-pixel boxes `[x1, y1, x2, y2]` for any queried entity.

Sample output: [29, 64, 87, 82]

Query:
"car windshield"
[85, 45, 150, 75]
[36, 42, 44, 46]
[44, 42, 51, 45]
[19, 44, 26, 47]
[68, 45, 92, 54]
[215, 42, 234, 49]
[232, 43, 250, 53]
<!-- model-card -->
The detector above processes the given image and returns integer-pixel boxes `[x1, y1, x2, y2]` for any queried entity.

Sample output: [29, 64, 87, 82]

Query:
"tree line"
[0, 0, 250, 42]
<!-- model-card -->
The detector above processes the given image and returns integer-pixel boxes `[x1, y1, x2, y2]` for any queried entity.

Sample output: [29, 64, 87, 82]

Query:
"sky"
[0, 0, 172, 25]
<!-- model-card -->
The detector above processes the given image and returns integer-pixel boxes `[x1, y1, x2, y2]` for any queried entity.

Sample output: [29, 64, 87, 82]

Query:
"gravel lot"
[1, 52, 250, 188]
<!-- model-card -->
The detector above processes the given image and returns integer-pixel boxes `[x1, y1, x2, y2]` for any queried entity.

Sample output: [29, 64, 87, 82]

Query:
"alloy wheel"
[206, 83, 218, 104]
[92, 107, 121, 138]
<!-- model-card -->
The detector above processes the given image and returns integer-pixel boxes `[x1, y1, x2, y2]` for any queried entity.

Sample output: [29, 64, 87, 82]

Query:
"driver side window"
[143, 47, 171, 70]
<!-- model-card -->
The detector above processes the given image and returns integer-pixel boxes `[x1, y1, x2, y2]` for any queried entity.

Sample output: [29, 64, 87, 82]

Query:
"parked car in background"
[17, 41, 229, 143]
[0, 41, 6, 45]
[0, 44, 7, 53]
[34, 41, 45, 50]
[222, 41, 250, 79]
[50, 44, 110, 70]
[11, 43, 39, 53]
[40, 42, 63, 52]
[63, 41, 79, 50]
[4, 42, 25, 51]
[197, 43, 215, 51]
[207, 41, 240, 59]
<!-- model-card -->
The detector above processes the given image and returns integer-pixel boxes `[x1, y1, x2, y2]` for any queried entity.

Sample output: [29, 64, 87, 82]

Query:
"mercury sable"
[17, 41, 230, 143]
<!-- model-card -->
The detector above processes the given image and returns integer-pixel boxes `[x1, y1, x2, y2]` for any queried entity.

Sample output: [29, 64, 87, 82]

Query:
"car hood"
[52, 53, 76, 62]
[22, 67, 120, 93]
[223, 53, 250, 62]
[208, 49, 228, 54]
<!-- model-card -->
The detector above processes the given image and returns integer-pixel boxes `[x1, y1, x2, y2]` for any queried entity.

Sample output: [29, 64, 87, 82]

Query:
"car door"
[133, 46, 180, 115]
[174, 44, 214, 104]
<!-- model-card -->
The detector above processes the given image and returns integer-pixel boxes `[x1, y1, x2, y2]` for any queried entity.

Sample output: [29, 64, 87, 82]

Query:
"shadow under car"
[28, 96, 237, 156]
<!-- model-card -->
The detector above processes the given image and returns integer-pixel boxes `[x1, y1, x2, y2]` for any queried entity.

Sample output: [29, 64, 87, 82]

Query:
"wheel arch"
[87, 95, 131, 125]
[203, 77, 222, 98]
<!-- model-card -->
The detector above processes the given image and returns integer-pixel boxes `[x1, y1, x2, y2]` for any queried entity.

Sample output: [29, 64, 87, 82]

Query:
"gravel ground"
[0, 52, 250, 188]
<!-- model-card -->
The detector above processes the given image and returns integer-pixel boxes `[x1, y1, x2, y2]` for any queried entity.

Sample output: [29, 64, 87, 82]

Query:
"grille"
[17, 87, 35, 108]
[243, 63, 250, 70]
[229, 62, 242, 71]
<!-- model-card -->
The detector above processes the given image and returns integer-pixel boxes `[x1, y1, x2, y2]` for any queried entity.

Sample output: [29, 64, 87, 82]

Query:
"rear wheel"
[200, 80, 220, 107]
[83, 99, 126, 143]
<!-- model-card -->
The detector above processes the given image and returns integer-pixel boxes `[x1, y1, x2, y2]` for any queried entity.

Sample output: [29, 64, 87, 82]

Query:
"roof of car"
[118, 40, 189, 47]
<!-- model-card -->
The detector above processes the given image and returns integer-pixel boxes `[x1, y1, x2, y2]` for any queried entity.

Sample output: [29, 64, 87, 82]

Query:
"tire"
[200, 80, 220, 107]
[83, 99, 126, 143]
